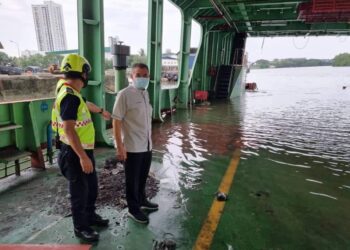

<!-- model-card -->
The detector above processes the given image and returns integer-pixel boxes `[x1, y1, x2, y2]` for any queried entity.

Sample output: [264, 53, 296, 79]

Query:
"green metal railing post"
[147, 0, 163, 120]
[77, 0, 110, 145]
[178, 10, 192, 109]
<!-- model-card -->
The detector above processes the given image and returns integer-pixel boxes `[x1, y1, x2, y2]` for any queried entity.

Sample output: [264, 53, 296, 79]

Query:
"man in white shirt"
[112, 63, 158, 224]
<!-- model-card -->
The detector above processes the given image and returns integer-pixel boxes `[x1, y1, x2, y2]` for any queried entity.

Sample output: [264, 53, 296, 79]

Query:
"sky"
[0, 0, 349, 62]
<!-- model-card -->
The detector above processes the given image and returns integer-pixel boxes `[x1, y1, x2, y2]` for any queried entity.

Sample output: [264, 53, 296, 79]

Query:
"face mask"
[133, 77, 149, 89]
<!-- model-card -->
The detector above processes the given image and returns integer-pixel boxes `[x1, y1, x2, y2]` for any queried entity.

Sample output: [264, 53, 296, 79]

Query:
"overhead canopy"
[171, 0, 350, 36]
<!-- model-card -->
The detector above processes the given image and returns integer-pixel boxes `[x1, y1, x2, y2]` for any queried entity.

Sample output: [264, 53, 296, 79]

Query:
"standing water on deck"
[153, 66, 350, 249]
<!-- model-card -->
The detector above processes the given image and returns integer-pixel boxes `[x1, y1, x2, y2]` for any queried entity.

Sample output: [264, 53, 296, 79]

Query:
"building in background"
[32, 1, 67, 52]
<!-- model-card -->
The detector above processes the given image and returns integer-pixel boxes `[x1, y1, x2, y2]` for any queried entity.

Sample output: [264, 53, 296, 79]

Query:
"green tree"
[254, 59, 270, 69]
[333, 53, 350, 67]
[105, 59, 113, 69]
[17, 54, 63, 69]
[0, 51, 17, 66]
[0, 51, 10, 65]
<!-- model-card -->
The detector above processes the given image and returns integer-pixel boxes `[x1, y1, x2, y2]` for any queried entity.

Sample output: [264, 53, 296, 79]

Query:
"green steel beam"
[77, 0, 110, 145]
[214, 0, 239, 32]
[178, 10, 193, 109]
[194, 8, 299, 23]
[251, 22, 350, 32]
[186, 0, 213, 9]
[222, 0, 307, 6]
[237, 3, 252, 31]
[147, 0, 163, 120]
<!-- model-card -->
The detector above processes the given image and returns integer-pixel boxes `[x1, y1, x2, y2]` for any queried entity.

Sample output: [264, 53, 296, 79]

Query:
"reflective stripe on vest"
[51, 83, 95, 149]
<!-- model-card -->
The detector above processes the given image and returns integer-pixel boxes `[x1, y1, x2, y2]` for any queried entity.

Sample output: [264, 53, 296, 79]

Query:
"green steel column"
[115, 69, 126, 92]
[147, 0, 163, 120]
[223, 34, 230, 64]
[224, 34, 230, 64]
[210, 32, 216, 67]
[77, 0, 110, 145]
[189, 21, 204, 92]
[216, 33, 223, 65]
[215, 33, 220, 66]
[225, 34, 232, 64]
[202, 27, 210, 91]
[178, 10, 192, 109]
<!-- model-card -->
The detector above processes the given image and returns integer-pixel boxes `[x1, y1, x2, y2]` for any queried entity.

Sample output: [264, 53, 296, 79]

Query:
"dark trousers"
[125, 151, 152, 213]
[58, 144, 98, 230]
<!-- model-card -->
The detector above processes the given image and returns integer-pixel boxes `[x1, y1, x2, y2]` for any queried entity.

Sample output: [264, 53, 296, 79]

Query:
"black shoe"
[141, 200, 159, 211]
[74, 227, 99, 242]
[128, 210, 149, 224]
[89, 213, 109, 227]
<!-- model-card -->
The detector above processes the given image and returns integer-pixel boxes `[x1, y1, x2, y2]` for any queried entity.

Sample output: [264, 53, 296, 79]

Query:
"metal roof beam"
[237, 3, 252, 31]
[189, 0, 213, 9]
[211, 0, 239, 32]
[251, 22, 350, 31]
[222, 0, 307, 7]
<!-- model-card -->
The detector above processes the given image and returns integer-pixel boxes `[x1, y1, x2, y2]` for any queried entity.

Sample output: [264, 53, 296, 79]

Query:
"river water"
[245, 66, 350, 190]
[152, 66, 350, 249]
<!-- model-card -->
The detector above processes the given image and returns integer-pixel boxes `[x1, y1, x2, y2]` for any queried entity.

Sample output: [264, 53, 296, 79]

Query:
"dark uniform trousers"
[125, 151, 152, 213]
[58, 143, 98, 230]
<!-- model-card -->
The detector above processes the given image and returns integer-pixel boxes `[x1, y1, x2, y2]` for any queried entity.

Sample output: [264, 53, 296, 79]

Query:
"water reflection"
[244, 66, 350, 201]
[153, 67, 349, 207]
[153, 118, 242, 190]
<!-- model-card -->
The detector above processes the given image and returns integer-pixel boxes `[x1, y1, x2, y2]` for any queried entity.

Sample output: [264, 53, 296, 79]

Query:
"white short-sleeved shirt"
[112, 85, 153, 153]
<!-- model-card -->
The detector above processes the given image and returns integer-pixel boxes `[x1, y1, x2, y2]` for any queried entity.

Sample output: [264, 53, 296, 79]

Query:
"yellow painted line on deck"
[193, 149, 241, 250]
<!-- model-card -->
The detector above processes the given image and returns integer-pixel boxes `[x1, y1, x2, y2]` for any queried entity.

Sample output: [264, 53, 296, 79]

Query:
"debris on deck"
[52, 158, 159, 216]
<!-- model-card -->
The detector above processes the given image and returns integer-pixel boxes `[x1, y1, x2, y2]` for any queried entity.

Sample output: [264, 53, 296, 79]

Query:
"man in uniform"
[52, 54, 110, 242]
[112, 63, 158, 224]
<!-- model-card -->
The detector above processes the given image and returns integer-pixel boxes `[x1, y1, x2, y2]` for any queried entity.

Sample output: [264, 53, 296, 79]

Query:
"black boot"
[141, 200, 159, 211]
[74, 227, 99, 242]
[89, 213, 109, 227]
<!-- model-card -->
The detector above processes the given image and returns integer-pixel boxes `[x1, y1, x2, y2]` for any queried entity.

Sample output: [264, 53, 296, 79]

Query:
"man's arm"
[86, 101, 111, 120]
[63, 120, 93, 174]
[111, 92, 127, 161]
[112, 119, 127, 161]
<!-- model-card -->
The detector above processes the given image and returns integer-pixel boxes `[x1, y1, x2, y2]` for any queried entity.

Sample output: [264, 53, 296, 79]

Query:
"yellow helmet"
[60, 54, 91, 75]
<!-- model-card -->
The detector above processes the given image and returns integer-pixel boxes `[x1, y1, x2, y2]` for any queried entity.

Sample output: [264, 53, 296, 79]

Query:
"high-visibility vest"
[55, 79, 66, 94]
[51, 83, 95, 149]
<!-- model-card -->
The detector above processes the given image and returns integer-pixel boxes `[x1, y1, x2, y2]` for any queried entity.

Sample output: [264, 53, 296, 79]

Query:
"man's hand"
[116, 144, 127, 162]
[101, 110, 111, 121]
[80, 156, 94, 174]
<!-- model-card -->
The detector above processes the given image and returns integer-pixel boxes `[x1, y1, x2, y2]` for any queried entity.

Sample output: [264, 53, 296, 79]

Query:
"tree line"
[0, 48, 147, 70]
[253, 53, 350, 69]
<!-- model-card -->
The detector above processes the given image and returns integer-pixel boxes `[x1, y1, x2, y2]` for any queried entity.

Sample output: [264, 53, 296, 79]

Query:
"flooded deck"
[1, 66, 350, 249]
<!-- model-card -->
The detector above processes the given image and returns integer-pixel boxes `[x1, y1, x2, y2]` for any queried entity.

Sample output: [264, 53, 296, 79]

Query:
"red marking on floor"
[0, 244, 91, 250]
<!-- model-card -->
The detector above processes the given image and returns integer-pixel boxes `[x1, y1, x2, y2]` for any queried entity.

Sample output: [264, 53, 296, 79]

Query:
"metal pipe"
[115, 69, 126, 92]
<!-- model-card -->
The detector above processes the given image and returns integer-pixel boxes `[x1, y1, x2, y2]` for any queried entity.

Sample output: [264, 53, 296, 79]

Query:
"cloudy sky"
[0, 0, 349, 62]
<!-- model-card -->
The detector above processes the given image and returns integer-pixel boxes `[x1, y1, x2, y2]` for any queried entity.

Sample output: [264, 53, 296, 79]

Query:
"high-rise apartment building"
[32, 1, 67, 52]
